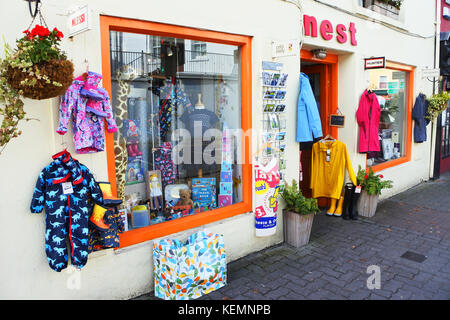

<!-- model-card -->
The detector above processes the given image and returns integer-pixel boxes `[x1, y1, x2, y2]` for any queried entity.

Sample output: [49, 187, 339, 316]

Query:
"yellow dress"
[310, 140, 357, 199]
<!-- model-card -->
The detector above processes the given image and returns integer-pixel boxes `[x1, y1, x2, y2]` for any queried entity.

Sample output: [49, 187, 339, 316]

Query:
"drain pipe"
[430, 0, 441, 180]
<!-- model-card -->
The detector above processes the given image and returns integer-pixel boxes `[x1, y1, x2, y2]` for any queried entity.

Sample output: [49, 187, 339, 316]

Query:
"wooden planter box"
[283, 211, 314, 248]
[358, 190, 379, 218]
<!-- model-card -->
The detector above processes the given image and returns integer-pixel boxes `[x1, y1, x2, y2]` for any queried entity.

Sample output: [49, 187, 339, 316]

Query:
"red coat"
[356, 90, 380, 153]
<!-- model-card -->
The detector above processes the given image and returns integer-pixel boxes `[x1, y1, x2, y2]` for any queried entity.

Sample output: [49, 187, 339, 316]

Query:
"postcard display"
[255, 61, 288, 236]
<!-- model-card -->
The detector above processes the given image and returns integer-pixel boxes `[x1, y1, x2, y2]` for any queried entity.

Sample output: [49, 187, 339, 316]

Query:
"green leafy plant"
[426, 91, 450, 121]
[281, 180, 319, 215]
[356, 165, 393, 196]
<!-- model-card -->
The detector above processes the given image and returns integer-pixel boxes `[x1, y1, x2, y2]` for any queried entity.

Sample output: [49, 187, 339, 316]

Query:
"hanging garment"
[310, 140, 357, 200]
[30, 150, 103, 272]
[296, 72, 323, 142]
[159, 81, 192, 141]
[254, 158, 280, 237]
[154, 142, 178, 187]
[356, 90, 381, 153]
[57, 71, 118, 154]
[412, 93, 430, 143]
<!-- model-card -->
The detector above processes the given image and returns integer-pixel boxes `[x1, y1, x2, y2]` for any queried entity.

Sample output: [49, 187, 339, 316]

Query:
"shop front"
[298, 0, 437, 209]
[0, 0, 302, 299]
[0, 0, 438, 300]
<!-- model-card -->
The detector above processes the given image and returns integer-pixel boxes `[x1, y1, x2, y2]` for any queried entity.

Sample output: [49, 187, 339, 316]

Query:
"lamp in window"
[167, 47, 174, 57]
[312, 48, 327, 60]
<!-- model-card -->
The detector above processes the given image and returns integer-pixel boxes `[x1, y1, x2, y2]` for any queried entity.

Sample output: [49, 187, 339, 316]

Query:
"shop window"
[191, 40, 207, 60]
[101, 16, 252, 247]
[360, 0, 402, 20]
[366, 63, 413, 170]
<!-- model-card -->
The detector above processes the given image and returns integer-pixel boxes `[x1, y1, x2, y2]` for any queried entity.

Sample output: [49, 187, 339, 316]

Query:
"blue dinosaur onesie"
[30, 150, 103, 272]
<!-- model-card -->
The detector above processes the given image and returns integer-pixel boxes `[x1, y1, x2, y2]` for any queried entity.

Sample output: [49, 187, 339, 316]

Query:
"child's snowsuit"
[30, 150, 103, 271]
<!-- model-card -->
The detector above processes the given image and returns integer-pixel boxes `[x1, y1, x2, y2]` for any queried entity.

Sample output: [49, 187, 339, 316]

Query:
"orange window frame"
[367, 61, 415, 173]
[100, 15, 253, 248]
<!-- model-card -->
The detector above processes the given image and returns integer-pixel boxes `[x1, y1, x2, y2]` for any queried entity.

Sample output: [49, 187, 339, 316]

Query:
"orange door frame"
[300, 49, 339, 139]
[100, 15, 253, 248]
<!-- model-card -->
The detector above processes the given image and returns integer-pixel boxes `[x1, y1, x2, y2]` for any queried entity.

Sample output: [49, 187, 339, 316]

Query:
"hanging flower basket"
[3, 25, 73, 100]
[7, 58, 73, 100]
[0, 21, 72, 154]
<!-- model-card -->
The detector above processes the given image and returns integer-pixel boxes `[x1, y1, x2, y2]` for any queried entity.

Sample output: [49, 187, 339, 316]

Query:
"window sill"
[117, 201, 252, 248]
[190, 56, 209, 62]
[355, 6, 405, 30]
[369, 154, 410, 173]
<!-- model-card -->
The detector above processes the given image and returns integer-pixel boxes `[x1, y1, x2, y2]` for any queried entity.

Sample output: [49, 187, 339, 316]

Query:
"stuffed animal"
[177, 189, 194, 208]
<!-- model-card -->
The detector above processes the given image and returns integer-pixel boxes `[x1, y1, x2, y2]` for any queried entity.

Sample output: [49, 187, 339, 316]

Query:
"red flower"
[53, 27, 64, 39]
[30, 25, 49, 38]
[364, 174, 369, 179]
[379, 175, 384, 178]
[23, 29, 33, 40]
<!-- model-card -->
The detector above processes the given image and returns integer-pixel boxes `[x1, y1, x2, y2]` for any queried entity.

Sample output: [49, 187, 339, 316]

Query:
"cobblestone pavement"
[137, 173, 450, 300]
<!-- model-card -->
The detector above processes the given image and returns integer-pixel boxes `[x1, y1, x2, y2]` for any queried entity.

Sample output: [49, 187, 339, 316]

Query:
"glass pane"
[109, 31, 242, 230]
[367, 68, 408, 166]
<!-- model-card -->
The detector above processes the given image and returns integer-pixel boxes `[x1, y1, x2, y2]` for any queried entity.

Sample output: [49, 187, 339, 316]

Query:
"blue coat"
[412, 93, 430, 143]
[296, 73, 323, 142]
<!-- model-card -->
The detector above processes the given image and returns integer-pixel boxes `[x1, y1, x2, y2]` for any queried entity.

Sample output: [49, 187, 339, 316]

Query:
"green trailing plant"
[281, 180, 319, 215]
[426, 91, 450, 121]
[356, 165, 393, 196]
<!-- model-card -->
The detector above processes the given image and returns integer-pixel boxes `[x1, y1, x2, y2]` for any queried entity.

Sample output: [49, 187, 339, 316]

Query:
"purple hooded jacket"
[57, 71, 117, 154]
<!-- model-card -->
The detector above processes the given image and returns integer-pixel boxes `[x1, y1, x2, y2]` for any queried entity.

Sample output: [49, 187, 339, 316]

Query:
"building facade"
[0, 0, 440, 299]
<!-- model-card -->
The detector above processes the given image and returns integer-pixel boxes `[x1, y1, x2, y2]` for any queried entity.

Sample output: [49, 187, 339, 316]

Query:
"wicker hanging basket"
[6, 59, 74, 100]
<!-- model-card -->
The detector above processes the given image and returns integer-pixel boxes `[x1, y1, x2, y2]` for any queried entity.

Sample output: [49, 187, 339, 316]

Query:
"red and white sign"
[67, 5, 91, 37]
[364, 57, 386, 70]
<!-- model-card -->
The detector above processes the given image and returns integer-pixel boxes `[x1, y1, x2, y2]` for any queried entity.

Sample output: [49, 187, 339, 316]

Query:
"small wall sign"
[364, 57, 386, 70]
[329, 114, 345, 127]
[67, 5, 91, 37]
[272, 40, 299, 58]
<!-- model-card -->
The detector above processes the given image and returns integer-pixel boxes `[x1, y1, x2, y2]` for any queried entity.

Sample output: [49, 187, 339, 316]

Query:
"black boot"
[342, 183, 354, 220]
[350, 186, 360, 220]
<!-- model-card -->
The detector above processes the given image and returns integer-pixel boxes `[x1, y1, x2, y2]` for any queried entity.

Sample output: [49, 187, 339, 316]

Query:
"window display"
[365, 68, 409, 166]
[109, 31, 242, 230]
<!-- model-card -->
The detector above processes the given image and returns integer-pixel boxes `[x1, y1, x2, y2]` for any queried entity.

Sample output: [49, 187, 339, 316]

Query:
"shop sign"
[364, 57, 385, 70]
[388, 82, 399, 90]
[421, 68, 440, 79]
[272, 40, 299, 58]
[388, 89, 399, 95]
[67, 5, 91, 37]
[303, 14, 358, 46]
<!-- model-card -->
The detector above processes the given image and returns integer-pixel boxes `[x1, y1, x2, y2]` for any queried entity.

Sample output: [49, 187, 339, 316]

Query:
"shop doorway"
[299, 50, 338, 205]
[440, 105, 450, 174]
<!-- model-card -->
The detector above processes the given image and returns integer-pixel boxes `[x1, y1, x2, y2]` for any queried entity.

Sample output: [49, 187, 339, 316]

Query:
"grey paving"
[135, 172, 450, 300]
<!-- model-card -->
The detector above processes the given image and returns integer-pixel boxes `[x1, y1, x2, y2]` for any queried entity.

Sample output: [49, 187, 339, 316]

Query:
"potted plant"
[356, 165, 393, 217]
[426, 91, 450, 121]
[0, 24, 73, 154]
[281, 180, 319, 247]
